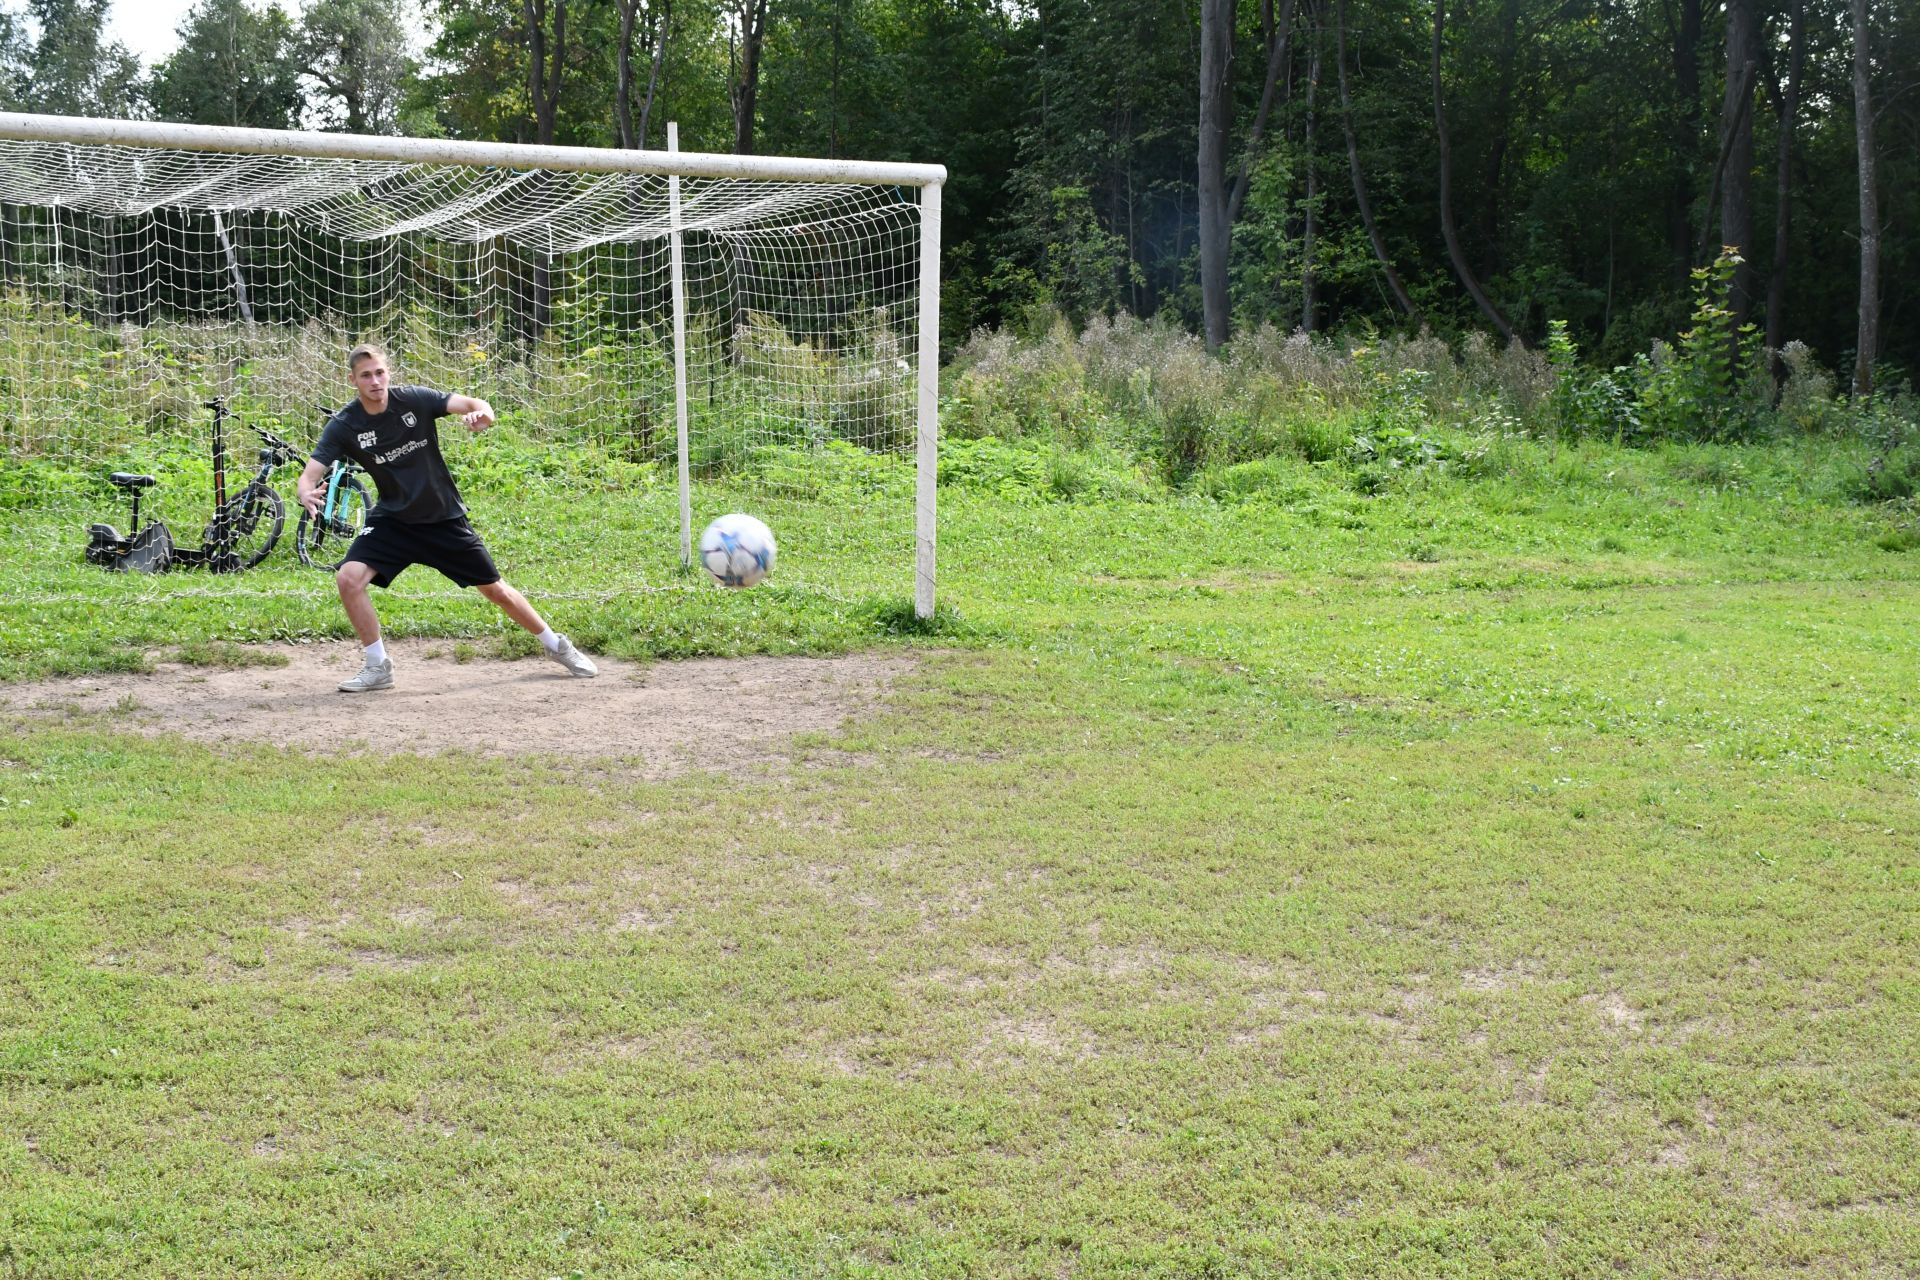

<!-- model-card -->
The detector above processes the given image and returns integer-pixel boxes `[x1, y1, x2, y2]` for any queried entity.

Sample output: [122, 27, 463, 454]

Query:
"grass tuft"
[170, 640, 292, 669]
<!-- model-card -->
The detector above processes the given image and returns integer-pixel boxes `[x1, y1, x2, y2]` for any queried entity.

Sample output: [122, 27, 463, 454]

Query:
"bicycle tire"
[295, 475, 371, 570]
[205, 485, 285, 570]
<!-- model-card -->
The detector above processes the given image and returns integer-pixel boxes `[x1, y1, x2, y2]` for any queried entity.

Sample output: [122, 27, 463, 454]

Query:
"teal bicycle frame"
[321, 459, 351, 526]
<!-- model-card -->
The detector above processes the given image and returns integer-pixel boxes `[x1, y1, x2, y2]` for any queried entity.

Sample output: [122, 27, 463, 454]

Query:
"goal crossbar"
[0, 112, 947, 188]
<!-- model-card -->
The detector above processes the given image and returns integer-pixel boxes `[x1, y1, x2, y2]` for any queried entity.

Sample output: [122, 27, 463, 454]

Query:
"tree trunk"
[1718, 0, 1759, 323]
[1128, 157, 1142, 314]
[524, 0, 545, 144]
[829, 0, 843, 155]
[1665, 0, 1704, 285]
[1226, 0, 1298, 226]
[1301, 17, 1320, 332]
[1765, 0, 1804, 373]
[730, 0, 769, 155]
[1335, 0, 1417, 319]
[616, 0, 637, 148]
[1695, 59, 1754, 264]
[1433, 0, 1516, 343]
[524, 0, 565, 145]
[1037, 0, 1050, 138]
[639, 0, 668, 148]
[523, 0, 565, 345]
[1851, 0, 1879, 396]
[1479, 0, 1520, 278]
[1198, 0, 1234, 351]
[616, 0, 669, 149]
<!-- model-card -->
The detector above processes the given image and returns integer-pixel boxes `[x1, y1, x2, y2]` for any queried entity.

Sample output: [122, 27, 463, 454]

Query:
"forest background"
[0, 0, 1913, 399]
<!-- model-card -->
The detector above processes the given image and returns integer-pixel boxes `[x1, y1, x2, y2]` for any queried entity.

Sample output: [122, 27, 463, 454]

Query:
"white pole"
[915, 181, 942, 621]
[0, 111, 947, 188]
[668, 123, 693, 570]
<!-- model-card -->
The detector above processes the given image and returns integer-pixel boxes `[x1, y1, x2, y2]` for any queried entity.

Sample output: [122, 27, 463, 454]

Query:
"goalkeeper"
[295, 343, 599, 693]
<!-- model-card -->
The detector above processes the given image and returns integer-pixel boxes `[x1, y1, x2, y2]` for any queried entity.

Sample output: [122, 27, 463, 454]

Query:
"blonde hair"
[347, 343, 389, 372]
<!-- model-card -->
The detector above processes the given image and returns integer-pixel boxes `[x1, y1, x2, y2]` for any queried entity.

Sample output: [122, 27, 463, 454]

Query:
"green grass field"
[2, 436, 1917, 1277]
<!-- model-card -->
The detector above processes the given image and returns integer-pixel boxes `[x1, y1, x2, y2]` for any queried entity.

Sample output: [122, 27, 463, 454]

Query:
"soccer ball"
[698, 513, 777, 588]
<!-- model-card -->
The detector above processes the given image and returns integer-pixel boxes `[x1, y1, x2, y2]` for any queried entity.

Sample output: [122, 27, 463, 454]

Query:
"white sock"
[536, 628, 562, 653]
[364, 639, 388, 665]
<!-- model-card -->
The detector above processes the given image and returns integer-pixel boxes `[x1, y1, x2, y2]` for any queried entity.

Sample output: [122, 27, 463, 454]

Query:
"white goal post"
[0, 111, 944, 617]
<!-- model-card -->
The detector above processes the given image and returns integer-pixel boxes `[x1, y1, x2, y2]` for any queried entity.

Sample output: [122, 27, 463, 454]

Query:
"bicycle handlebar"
[197, 398, 323, 464]
[250, 423, 305, 462]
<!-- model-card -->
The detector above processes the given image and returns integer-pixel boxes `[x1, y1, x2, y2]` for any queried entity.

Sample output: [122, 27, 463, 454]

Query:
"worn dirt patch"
[0, 639, 917, 778]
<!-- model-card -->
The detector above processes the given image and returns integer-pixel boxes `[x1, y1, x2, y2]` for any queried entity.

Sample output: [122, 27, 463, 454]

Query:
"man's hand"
[295, 461, 327, 516]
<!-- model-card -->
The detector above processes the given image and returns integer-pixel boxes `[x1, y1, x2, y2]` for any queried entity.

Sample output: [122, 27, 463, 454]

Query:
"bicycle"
[85, 398, 302, 573]
[194, 398, 304, 571]
[293, 422, 372, 571]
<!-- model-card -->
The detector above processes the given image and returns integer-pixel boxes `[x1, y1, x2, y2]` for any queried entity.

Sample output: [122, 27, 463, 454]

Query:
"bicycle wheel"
[295, 475, 370, 570]
[206, 485, 286, 570]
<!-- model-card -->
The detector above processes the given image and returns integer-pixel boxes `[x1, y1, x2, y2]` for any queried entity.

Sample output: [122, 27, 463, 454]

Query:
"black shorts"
[345, 516, 501, 589]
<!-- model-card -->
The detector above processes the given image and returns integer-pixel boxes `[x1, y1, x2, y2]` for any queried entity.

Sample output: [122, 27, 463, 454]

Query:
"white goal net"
[0, 114, 942, 615]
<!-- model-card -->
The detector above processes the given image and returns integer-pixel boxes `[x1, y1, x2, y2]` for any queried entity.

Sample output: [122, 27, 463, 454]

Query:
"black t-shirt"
[312, 386, 463, 524]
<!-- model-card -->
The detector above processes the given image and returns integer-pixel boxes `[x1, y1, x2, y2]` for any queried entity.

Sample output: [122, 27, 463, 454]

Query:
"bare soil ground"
[0, 639, 917, 778]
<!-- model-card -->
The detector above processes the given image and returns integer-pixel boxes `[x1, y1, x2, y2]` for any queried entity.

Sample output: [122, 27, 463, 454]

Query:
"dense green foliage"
[937, 266, 1919, 491]
[1, 0, 1912, 377]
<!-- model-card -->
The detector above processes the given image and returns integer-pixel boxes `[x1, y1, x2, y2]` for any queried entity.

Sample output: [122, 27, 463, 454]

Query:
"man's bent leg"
[336, 561, 394, 692]
[337, 561, 382, 646]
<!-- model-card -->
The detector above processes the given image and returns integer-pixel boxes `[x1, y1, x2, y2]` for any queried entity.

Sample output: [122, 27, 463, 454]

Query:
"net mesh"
[0, 137, 926, 601]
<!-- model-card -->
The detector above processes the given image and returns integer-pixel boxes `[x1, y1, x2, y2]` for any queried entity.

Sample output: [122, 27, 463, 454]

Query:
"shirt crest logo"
[402, 412, 417, 428]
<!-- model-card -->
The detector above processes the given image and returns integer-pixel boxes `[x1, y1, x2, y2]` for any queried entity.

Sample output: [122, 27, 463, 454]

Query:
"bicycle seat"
[109, 472, 157, 489]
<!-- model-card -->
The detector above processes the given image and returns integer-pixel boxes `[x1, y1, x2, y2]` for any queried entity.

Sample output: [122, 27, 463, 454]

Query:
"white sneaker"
[547, 635, 597, 678]
[338, 656, 393, 693]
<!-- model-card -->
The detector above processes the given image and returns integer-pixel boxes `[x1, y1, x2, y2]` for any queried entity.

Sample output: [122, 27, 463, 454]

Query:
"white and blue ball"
[698, 512, 777, 588]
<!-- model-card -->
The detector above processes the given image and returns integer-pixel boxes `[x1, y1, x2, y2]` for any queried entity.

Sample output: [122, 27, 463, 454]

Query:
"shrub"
[1367, 329, 1467, 414]
[1862, 447, 1920, 502]
[943, 317, 1105, 445]
[1775, 341, 1842, 435]
[0, 458, 90, 511]
[1876, 520, 1920, 552]
[1278, 401, 1348, 463]
[1195, 455, 1321, 504]
[937, 435, 1150, 503]
[1633, 249, 1774, 442]
[1544, 320, 1644, 441]
[1225, 324, 1365, 404]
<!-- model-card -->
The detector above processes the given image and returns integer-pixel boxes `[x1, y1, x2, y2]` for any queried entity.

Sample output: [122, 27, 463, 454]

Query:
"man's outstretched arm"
[446, 394, 495, 430]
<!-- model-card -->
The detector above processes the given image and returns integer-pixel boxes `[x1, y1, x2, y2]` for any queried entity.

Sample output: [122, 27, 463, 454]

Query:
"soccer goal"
[0, 112, 943, 617]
